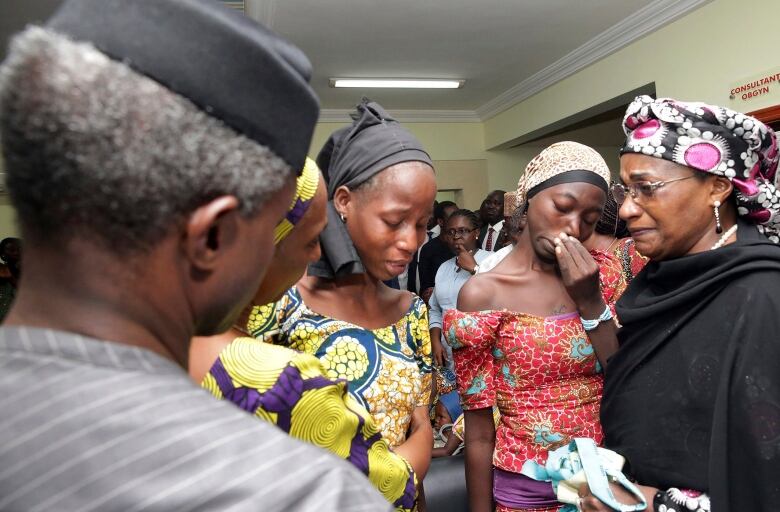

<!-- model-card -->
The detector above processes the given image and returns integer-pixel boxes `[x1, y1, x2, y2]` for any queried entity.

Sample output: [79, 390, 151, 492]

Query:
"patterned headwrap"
[620, 95, 780, 242]
[504, 191, 518, 217]
[516, 141, 611, 209]
[273, 157, 321, 245]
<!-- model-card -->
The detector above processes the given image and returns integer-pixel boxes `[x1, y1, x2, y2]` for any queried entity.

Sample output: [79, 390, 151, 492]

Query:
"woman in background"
[583, 182, 646, 307]
[428, 209, 491, 369]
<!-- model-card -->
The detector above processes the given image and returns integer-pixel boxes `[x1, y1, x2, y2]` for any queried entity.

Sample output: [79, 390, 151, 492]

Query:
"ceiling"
[0, 0, 707, 120]
[248, 0, 654, 112]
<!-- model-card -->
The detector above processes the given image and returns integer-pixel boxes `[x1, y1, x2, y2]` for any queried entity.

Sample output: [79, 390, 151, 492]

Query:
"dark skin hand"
[454, 244, 478, 274]
[577, 482, 658, 511]
[432, 430, 462, 458]
[431, 326, 446, 368]
[553, 232, 618, 366]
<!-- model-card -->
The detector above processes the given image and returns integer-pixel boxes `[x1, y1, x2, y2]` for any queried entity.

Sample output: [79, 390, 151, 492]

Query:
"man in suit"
[416, 201, 459, 302]
[477, 190, 506, 252]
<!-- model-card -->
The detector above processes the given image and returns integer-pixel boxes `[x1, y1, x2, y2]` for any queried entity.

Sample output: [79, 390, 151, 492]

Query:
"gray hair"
[0, 27, 293, 253]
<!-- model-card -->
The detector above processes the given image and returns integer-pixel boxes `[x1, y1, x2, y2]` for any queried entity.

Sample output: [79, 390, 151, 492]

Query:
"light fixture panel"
[329, 78, 464, 89]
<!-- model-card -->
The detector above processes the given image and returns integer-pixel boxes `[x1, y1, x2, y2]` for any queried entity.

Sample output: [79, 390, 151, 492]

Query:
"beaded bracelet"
[580, 304, 612, 331]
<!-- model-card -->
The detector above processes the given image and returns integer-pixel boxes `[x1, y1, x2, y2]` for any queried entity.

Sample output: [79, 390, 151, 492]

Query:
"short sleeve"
[409, 298, 433, 408]
[202, 338, 418, 510]
[442, 309, 500, 411]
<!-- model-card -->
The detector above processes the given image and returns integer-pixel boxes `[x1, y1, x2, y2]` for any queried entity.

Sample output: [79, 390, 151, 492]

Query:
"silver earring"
[339, 213, 346, 223]
[713, 200, 722, 234]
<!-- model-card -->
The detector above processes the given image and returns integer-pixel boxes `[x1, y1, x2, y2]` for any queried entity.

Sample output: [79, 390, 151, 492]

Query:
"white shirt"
[481, 220, 504, 252]
[477, 244, 513, 274]
[428, 249, 491, 329]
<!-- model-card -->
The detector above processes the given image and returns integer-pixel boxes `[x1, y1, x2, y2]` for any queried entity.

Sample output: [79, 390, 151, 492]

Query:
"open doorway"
[749, 105, 780, 132]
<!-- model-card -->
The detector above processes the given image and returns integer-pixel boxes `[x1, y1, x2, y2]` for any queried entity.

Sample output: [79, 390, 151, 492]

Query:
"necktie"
[485, 227, 494, 251]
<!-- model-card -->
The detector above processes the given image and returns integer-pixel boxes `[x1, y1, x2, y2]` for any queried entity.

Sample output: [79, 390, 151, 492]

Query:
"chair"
[424, 454, 468, 512]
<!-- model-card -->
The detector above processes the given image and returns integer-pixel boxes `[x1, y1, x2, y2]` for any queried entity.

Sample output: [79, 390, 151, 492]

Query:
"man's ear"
[182, 196, 241, 271]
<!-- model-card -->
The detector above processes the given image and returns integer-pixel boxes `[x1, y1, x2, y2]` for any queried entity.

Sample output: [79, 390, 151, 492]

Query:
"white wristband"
[580, 305, 612, 331]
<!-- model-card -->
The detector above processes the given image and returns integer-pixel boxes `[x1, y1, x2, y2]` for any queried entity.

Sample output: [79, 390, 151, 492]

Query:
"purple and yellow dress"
[203, 337, 417, 510]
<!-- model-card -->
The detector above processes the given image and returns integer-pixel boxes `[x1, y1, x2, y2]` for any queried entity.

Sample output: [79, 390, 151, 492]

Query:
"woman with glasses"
[443, 142, 631, 512]
[578, 96, 780, 512]
[429, 209, 490, 370]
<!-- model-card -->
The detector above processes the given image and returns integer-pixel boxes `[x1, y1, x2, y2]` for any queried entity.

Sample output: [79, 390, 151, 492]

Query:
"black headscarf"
[308, 99, 433, 278]
[602, 220, 780, 508]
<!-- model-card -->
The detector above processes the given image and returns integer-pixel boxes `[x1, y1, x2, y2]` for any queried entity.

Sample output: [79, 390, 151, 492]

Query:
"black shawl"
[601, 219, 780, 510]
[308, 99, 432, 278]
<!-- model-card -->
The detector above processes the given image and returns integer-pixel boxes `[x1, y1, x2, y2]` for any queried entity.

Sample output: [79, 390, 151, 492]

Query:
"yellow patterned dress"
[248, 287, 433, 448]
[203, 337, 417, 510]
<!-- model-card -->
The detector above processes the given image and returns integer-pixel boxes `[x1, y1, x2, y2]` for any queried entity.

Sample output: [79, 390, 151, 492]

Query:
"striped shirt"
[0, 326, 391, 512]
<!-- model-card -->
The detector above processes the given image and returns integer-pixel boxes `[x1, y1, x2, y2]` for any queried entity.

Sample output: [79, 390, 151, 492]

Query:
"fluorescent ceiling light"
[329, 78, 464, 89]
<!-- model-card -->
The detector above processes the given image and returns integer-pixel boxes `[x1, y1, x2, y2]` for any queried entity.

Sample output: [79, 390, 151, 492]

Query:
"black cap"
[47, 0, 319, 171]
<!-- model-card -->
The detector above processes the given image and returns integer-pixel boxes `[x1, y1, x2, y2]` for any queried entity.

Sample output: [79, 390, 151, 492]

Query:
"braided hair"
[595, 182, 630, 238]
[446, 209, 481, 230]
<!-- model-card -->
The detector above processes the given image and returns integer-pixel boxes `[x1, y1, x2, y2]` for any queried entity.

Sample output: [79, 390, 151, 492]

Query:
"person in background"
[477, 190, 507, 252]
[428, 209, 490, 370]
[492, 191, 518, 252]
[249, 99, 436, 484]
[189, 159, 418, 510]
[478, 197, 528, 274]
[431, 390, 465, 458]
[405, 200, 444, 293]
[579, 96, 780, 512]
[444, 142, 628, 512]
[0, 1, 389, 510]
[417, 200, 459, 302]
[583, 181, 646, 306]
[0, 237, 21, 321]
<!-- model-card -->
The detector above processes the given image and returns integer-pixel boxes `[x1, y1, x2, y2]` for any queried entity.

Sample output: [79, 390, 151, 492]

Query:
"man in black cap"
[0, 0, 389, 510]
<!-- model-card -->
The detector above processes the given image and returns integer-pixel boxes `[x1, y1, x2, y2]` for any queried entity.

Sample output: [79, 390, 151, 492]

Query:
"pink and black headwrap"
[620, 95, 780, 242]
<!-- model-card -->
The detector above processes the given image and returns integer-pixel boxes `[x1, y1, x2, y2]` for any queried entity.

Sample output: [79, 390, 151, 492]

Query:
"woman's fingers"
[554, 235, 577, 282]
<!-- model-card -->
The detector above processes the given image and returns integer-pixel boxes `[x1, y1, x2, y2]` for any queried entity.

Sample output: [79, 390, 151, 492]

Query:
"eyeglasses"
[610, 175, 696, 205]
[445, 227, 477, 238]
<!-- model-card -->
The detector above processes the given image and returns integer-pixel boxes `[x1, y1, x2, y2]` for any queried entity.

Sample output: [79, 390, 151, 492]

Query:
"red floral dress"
[442, 246, 645, 512]
[443, 310, 603, 473]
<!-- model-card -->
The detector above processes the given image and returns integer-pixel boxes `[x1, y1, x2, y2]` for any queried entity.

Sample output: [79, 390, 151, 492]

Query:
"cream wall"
[0, 196, 18, 239]
[0, 154, 17, 238]
[311, 121, 490, 210]
[484, 0, 780, 151]
[0, 0, 776, 233]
